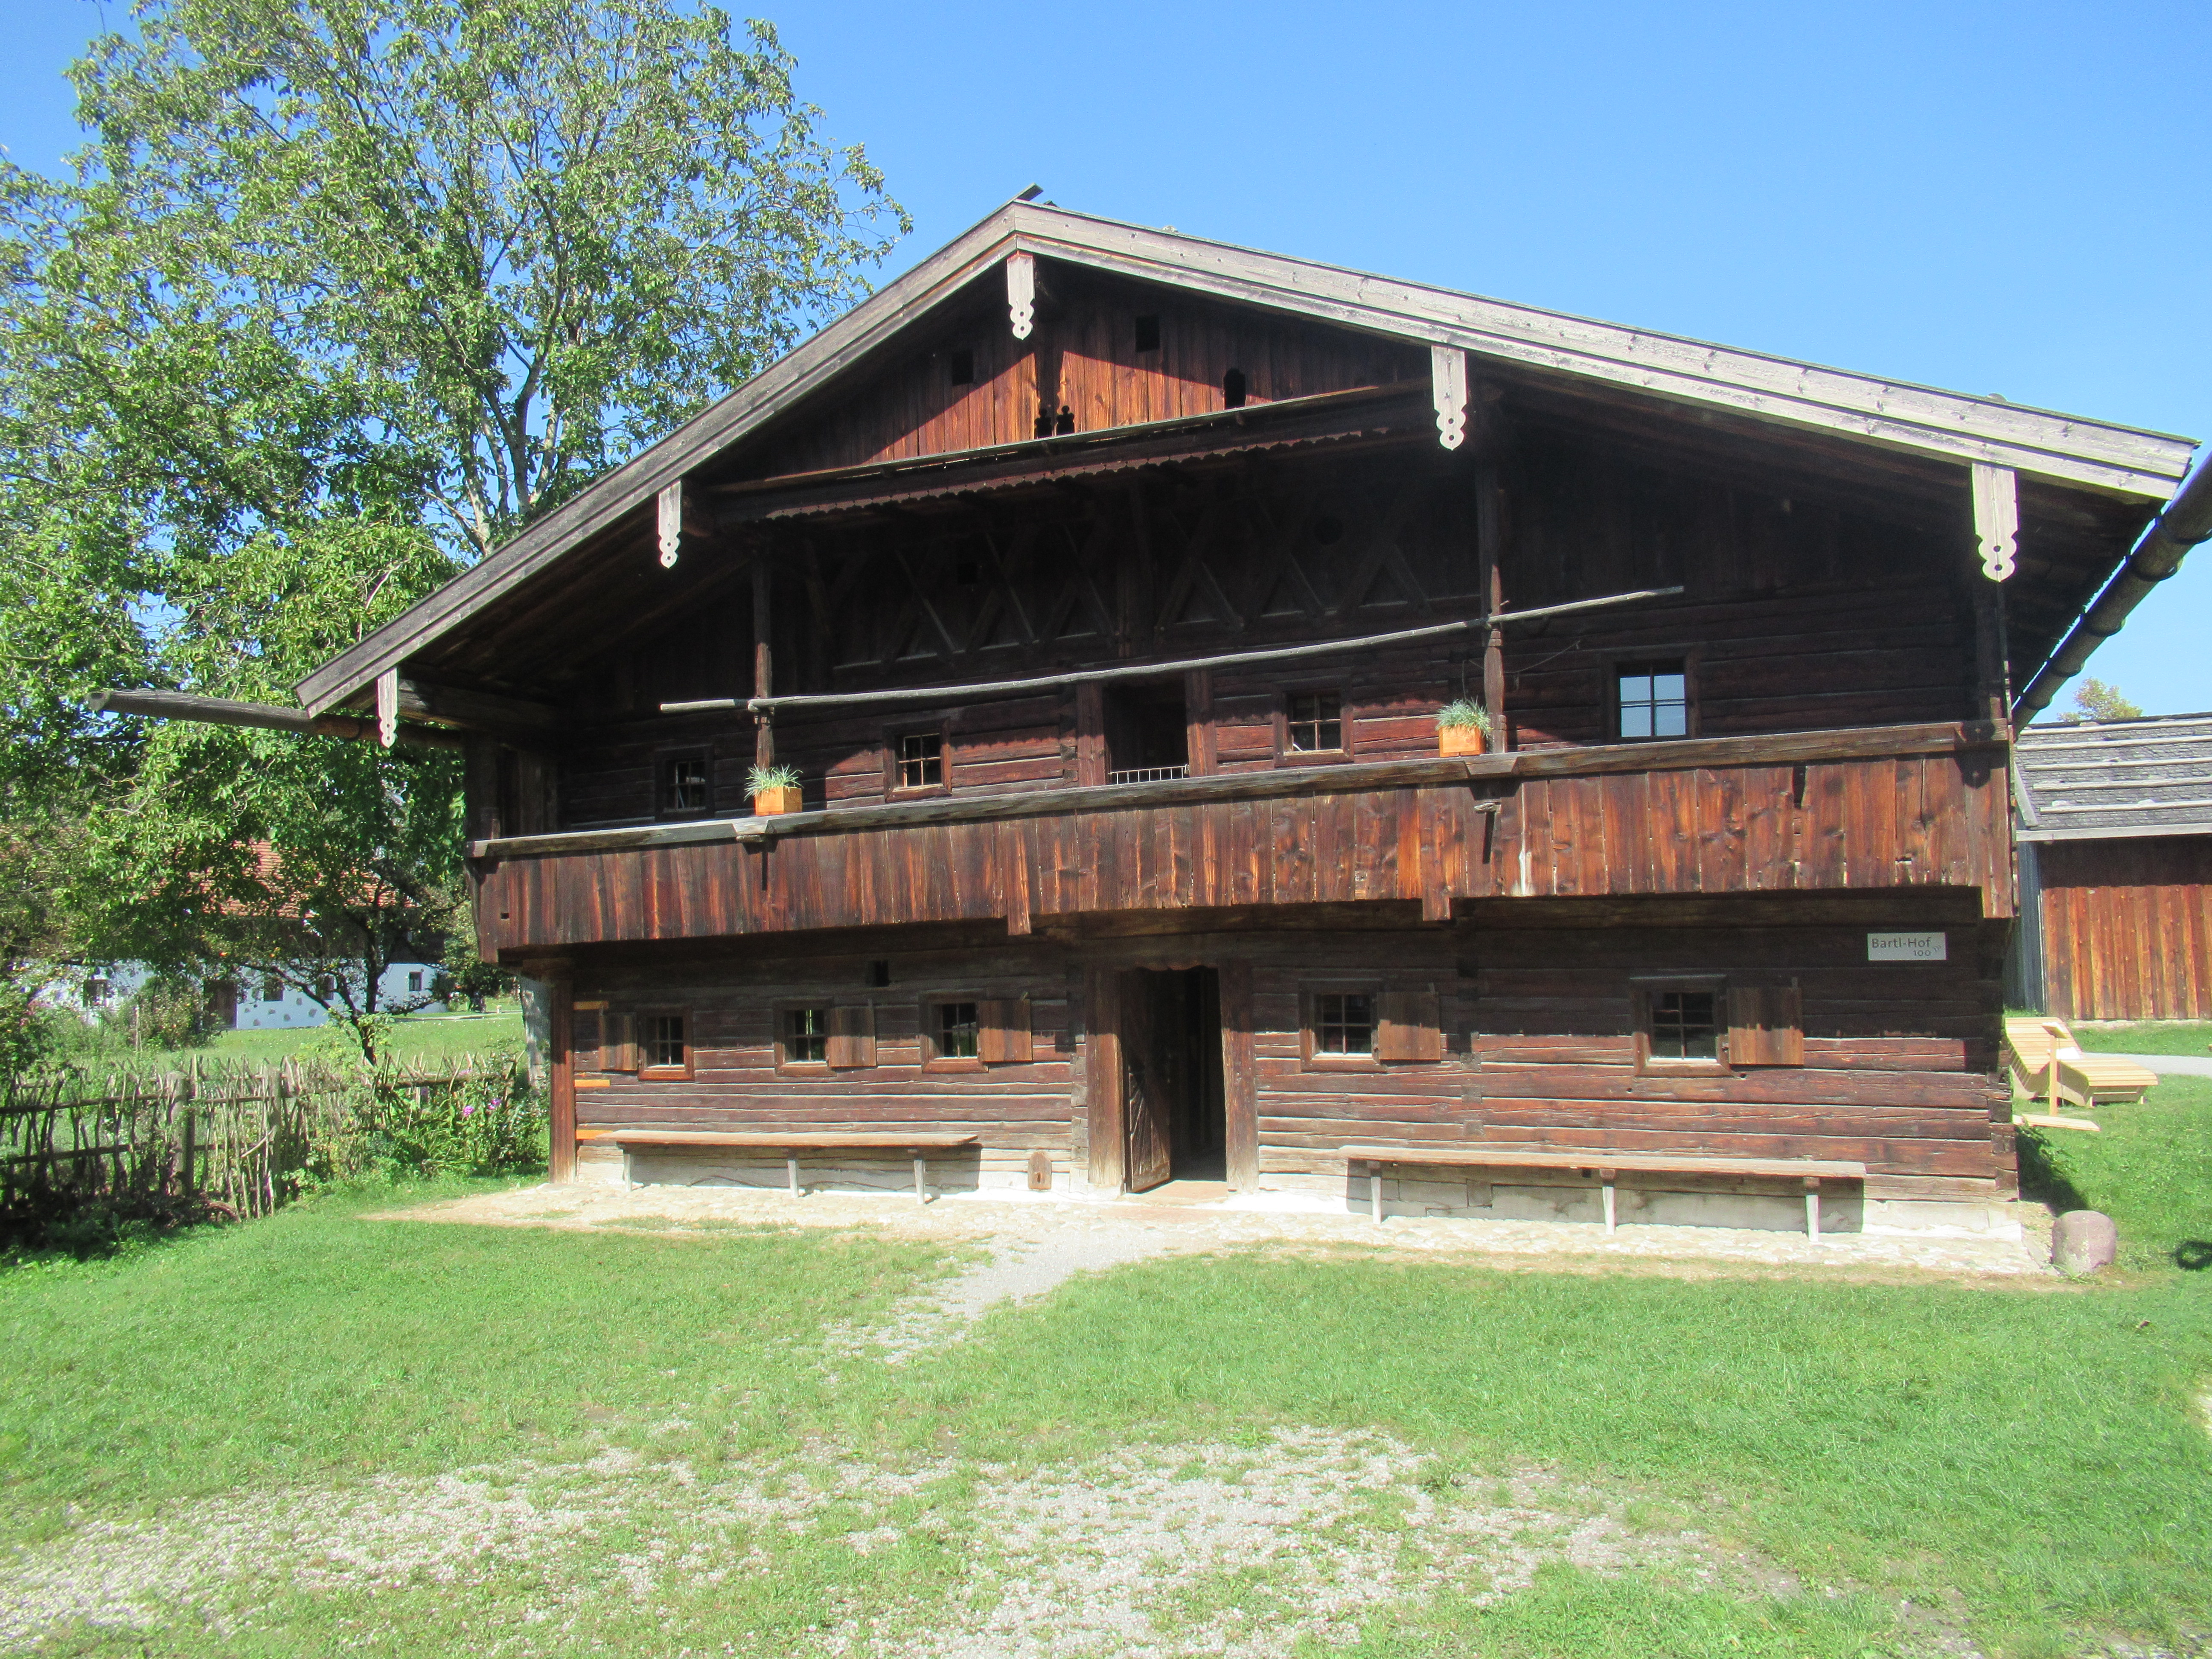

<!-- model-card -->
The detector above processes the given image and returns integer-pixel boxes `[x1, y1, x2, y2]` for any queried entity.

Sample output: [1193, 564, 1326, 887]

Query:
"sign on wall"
[1867, 931, 1947, 962]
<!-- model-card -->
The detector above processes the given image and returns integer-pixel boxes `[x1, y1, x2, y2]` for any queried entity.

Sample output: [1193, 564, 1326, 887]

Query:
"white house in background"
[47, 960, 445, 1030]
[226, 961, 448, 1030]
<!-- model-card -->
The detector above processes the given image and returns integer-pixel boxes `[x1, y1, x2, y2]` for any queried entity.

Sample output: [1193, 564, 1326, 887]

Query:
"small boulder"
[2052, 1210, 2118, 1276]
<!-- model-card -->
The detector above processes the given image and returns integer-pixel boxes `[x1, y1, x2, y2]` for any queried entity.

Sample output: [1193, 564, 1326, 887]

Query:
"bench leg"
[1602, 1182, 1617, 1235]
[1371, 1161, 1385, 1225]
[914, 1155, 928, 1205]
[787, 1156, 801, 1199]
[623, 1148, 633, 1192]
[1805, 1178, 1822, 1242]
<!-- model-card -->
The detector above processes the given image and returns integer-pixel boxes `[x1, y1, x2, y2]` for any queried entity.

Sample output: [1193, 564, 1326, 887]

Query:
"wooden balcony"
[469, 721, 2012, 956]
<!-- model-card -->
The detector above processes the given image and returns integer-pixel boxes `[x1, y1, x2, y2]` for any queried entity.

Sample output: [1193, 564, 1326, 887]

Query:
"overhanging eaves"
[295, 197, 2200, 716]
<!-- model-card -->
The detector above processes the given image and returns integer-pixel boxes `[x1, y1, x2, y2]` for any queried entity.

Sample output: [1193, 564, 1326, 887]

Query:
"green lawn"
[2020, 1074, 2212, 1271]
[2067, 1019, 2212, 1057]
[4, 1109, 2211, 1655]
[61, 1004, 527, 1074]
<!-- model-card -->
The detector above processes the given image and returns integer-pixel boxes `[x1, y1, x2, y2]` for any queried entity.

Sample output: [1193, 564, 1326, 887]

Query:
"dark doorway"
[1121, 967, 1226, 1191]
[1104, 683, 1188, 784]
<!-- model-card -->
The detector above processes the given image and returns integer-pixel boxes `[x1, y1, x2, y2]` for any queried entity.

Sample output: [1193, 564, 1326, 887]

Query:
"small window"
[1618, 663, 1688, 740]
[1134, 313, 1161, 352]
[663, 751, 711, 815]
[935, 1001, 980, 1061]
[1286, 691, 1343, 754]
[84, 977, 110, 1004]
[315, 974, 335, 998]
[1222, 367, 1247, 409]
[642, 1012, 688, 1075]
[897, 731, 944, 790]
[406, 970, 424, 994]
[784, 1005, 828, 1065]
[1649, 990, 1717, 1059]
[262, 975, 284, 1003]
[867, 959, 892, 988]
[1314, 992, 1374, 1057]
[949, 346, 975, 386]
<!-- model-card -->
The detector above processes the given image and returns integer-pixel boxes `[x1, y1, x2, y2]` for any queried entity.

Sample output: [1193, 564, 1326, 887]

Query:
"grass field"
[2066, 1019, 2212, 1057]
[60, 1005, 527, 1073]
[2, 1092, 2209, 1656]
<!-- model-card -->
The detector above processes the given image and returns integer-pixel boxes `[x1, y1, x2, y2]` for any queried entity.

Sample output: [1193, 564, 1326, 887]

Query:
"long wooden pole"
[664, 585, 1683, 719]
[1476, 465, 1508, 751]
[751, 560, 776, 768]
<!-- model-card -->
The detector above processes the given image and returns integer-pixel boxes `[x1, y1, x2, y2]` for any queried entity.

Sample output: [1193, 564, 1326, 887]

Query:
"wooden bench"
[1342, 1144, 1869, 1240]
[584, 1130, 981, 1203]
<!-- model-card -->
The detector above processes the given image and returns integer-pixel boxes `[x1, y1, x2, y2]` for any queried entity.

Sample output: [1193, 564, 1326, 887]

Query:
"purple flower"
[461, 1100, 475, 1116]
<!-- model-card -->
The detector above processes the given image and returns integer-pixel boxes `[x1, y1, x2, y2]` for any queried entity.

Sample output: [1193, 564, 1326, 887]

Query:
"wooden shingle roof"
[2015, 713, 2212, 843]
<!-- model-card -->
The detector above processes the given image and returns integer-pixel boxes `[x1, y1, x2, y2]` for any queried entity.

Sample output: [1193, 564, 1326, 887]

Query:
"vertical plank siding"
[477, 747, 2010, 955]
[2040, 836, 2212, 1019]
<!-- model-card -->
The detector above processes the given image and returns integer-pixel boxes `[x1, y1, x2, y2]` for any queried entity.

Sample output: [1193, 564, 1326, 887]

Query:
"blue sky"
[6, 0, 2209, 716]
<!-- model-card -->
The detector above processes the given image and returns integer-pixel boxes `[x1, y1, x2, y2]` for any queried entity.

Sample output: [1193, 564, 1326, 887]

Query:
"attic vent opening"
[948, 347, 975, 386]
[1134, 313, 1161, 353]
[1222, 367, 1247, 409]
[867, 959, 891, 988]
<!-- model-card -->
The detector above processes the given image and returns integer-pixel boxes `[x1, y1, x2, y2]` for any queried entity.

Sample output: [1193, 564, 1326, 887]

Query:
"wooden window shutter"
[826, 1002, 876, 1069]
[573, 1007, 604, 1072]
[1727, 986, 1804, 1066]
[603, 1011, 640, 1073]
[979, 998, 1033, 1065]
[1374, 992, 1444, 1062]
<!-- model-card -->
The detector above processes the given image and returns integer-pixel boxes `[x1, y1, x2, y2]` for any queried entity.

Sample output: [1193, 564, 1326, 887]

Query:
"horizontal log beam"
[89, 689, 467, 751]
[396, 678, 562, 735]
[470, 719, 1997, 859]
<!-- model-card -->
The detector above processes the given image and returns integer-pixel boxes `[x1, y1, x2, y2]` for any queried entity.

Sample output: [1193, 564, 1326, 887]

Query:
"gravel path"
[2103, 1051, 2212, 1076]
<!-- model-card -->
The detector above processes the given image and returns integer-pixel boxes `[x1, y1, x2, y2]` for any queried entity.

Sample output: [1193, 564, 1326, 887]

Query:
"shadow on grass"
[2014, 1128, 2087, 1214]
[2173, 1240, 2212, 1272]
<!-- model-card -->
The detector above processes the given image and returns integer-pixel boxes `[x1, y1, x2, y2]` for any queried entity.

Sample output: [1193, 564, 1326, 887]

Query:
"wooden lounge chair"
[2004, 1016, 2157, 1132]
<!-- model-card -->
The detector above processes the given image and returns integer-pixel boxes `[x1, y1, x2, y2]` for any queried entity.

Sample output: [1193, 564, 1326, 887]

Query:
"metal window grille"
[665, 755, 710, 812]
[1650, 990, 1718, 1059]
[1314, 992, 1374, 1056]
[1107, 763, 1190, 785]
[898, 731, 943, 789]
[645, 1013, 686, 1070]
[1287, 691, 1343, 753]
[787, 1006, 828, 1064]
[1618, 665, 1689, 739]
[936, 1001, 979, 1060]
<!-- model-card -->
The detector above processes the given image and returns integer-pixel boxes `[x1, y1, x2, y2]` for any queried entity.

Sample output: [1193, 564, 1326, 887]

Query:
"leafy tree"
[0, 0, 903, 1060]
[2064, 678, 2145, 724]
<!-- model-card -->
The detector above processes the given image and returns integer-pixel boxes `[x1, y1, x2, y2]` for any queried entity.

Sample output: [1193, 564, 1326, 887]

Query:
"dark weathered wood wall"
[555, 427, 1982, 828]
[562, 898, 2008, 1198]
[748, 277, 1427, 477]
[2038, 835, 2212, 1020]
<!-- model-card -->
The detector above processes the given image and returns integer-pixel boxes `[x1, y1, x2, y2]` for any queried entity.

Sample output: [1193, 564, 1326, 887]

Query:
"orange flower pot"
[752, 785, 803, 816]
[1439, 725, 1487, 757]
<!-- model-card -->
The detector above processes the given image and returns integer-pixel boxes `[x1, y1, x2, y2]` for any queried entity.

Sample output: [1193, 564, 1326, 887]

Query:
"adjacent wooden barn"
[2010, 714, 2212, 1020]
[265, 199, 2205, 1237]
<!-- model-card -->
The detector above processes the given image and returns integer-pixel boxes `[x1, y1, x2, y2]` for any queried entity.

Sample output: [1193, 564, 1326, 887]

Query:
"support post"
[787, 1155, 801, 1199]
[752, 559, 775, 768]
[1805, 1176, 1822, 1241]
[914, 1154, 928, 1205]
[1371, 1159, 1386, 1224]
[1601, 1173, 1618, 1235]
[1476, 466, 1508, 748]
[548, 970, 576, 1183]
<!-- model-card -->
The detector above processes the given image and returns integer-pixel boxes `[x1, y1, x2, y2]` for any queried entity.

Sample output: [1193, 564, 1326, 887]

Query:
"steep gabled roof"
[2015, 713, 2212, 842]
[295, 196, 2200, 716]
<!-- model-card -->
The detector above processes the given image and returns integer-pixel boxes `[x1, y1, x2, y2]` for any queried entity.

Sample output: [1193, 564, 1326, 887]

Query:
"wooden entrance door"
[1121, 971, 1172, 1192]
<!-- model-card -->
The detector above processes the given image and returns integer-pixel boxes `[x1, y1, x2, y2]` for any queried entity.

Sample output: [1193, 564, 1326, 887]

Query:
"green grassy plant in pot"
[748, 764, 803, 816]
[1437, 699, 1493, 757]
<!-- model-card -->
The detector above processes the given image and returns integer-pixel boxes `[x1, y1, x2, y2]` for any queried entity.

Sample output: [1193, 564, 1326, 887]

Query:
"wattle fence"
[0, 1054, 539, 1226]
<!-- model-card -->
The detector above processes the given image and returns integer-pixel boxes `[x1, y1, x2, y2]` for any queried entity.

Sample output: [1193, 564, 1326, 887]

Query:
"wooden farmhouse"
[238, 199, 2209, 1235]
[2010, 714, 2212, 1021]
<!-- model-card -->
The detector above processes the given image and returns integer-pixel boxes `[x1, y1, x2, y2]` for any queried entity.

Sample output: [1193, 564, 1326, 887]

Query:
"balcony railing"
[1108, 764, 1190, 785]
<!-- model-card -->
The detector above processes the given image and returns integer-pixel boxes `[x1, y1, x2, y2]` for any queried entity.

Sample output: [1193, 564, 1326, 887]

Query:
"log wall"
[564, 897, 2009, 1197]
[2037, 835, 2212, 1020]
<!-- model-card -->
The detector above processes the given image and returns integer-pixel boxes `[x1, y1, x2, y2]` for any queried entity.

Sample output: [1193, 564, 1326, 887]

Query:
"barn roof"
[293, 194, 2203, 718]
[2015, 713, 2212, 843]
